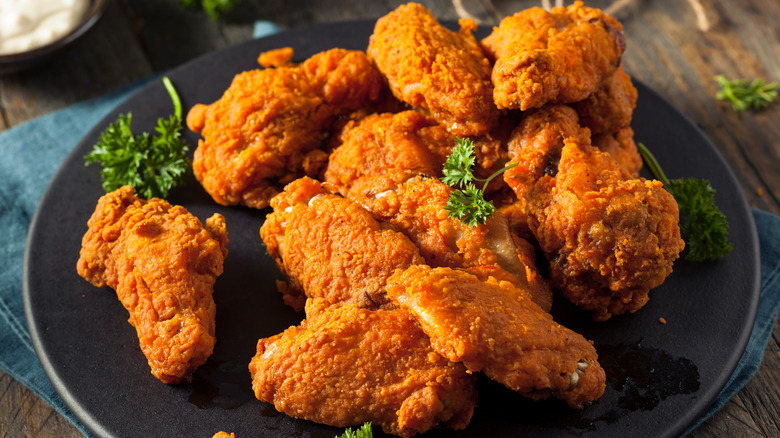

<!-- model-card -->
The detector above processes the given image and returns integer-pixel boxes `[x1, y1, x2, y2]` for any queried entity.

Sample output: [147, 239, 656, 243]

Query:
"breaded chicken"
[361, 175, 552, 311]
[592, 126, 642, 176]
[480, 1, 625, 110]
[187, 48, 385, 209]
[249, 303, 477, 437]
[259, 177, 424, 310]
[368, 3, 500, 136]
[324, 110, 512, 203]
[324, 111, 453, 201]
[571, 63, 637, 135]
[76, 186, 228, 384]
[386, 265, 605, 409]
[504, 105, 684, 321]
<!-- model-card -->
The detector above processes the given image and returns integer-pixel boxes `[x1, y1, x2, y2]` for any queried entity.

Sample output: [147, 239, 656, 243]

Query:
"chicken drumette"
[249, 301, 477, 438]
[386, 265, 605, 408]
[77, 186, 228, 383]
[504, 105, 684, 321]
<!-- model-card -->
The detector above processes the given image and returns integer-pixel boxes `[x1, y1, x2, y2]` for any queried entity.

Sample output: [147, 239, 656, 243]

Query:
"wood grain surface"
[2, 0, 779, 437]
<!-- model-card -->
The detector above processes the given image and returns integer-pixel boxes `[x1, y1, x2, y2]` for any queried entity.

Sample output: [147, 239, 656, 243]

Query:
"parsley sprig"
[442, 138, 517, 226]
[84, 77, 190, 199]
[638, 142, 732, 261]
[335, 422, 372, 438]
[177, 0, 239, 20]
[715, 75, 778, 111]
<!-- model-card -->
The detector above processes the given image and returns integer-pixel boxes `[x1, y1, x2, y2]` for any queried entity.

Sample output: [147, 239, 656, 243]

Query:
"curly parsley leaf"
[715, 75, 778, 111]
[638, 142, 733, 261]
[84, 77, 190, 199]
[178, 0, 239, 20]
[335, 422, 373, 438]
[441, 138, 516, 226]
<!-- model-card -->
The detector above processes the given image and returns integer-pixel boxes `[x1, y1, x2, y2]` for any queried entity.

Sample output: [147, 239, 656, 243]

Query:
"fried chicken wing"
[360, 175, 552, 311]
[187, 48, 385, 209]
[368, 3, 500, 136]
[324, 109, 512, 203]
[323, 110, 453, 201]
[480, 1, 625, 110]
[249, 303, 477, 437]
[592, 126, 642, 176]
[504, 105, 684, 321]
[77, 186, 228, 384]
[259, 177, 424, 310]
[571, 63, 637, 135]
[386, 265, 605, 409]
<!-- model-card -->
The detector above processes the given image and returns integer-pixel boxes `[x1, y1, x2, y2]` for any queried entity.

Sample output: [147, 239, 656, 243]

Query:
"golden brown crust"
[259, 177, 424, 310]
[386, 265, 605, 409]
[571, 63, 637, 135]
[481, 1, 625, 110]
[76, 186, 228, 383]
[368, 3, 500, 136]
[249, 304, 477, 437]
[188, 49, 385, 209]
[504, 105, 684, 321]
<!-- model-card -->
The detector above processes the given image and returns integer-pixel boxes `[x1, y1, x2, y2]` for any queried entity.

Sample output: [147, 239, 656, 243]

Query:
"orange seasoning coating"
[367, 3, 500, 136]
[76, 186, 228, 384]
[386, 265, 605, 409]
[187, 48, 385, 209]
[249, 303, 477, 438]
[480, 1, 625, 110]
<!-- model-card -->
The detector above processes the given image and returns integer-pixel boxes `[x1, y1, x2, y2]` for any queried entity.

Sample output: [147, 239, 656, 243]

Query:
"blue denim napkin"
[1, 21, 779, 438]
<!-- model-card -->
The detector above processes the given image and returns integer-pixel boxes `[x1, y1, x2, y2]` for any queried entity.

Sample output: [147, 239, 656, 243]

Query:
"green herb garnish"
[715, 75, 778, 111]
[638, 142, 732, 261]
[84, 77, 190, 199]
[177, 0, 239, 20]
[442, 138, 517, 226]
[335, 422, 373, 438]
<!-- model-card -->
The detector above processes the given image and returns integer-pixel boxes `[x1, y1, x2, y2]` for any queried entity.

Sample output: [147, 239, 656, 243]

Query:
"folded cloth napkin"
[1, 22, 779, 438]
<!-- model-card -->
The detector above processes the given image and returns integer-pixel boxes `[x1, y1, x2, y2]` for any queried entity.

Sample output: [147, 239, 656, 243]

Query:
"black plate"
[23, 21, 760, 438]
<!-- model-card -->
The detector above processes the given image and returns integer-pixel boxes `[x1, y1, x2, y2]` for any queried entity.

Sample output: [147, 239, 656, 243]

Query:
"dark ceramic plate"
[23, 21, 759, 438]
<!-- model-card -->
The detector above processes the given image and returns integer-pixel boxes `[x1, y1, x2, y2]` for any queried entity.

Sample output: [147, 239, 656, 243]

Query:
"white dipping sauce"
[0, 0, 90, 55]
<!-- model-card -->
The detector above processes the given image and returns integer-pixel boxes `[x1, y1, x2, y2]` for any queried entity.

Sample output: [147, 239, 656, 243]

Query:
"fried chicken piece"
[361, 175, 553, 311]
[212, 433, 235, 438]
[257, 47, 294, 68]
[386, 265, 605, 409]
[504, 105, 684, 321]
[367, 3, 500, 136]
[592, 126, 642, 176]
[325, 110, 512, 203]
[249, 303, 477, 437]
[76, 186, 228, 384]
[259, 177, 424, 310]
[187, 48, 385, 209]
[480, 1, 625, 110]
[324, 111, 453, 201]
[571, 63, 637, 135]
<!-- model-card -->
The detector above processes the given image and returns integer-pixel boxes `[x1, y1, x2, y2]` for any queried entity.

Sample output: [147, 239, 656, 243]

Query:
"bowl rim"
[0, 0, 108, 62]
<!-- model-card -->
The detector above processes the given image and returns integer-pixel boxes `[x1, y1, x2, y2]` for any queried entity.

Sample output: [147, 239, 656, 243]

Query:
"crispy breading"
[187, 48, 385, 209]
[504, 105, 684, 321]
[592, 126, 643, 176]
[386, 265, 605, 409]
[572, 63, 637, 135]
[324, 111, 453, 201]
[76, 186, 228, 383]
[480, 1, 625, 110]
[249, 303, 477, 437]
[367, 3, 499, 136]
[259, 177, 424, 310]
[360, 176, 553, 311]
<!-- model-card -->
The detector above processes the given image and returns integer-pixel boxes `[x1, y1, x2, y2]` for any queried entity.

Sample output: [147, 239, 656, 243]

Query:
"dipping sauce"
[0, 0, 89, 55]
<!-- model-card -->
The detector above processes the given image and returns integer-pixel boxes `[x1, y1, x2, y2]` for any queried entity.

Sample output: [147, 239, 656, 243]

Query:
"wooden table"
[2, 0, 778, 436]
